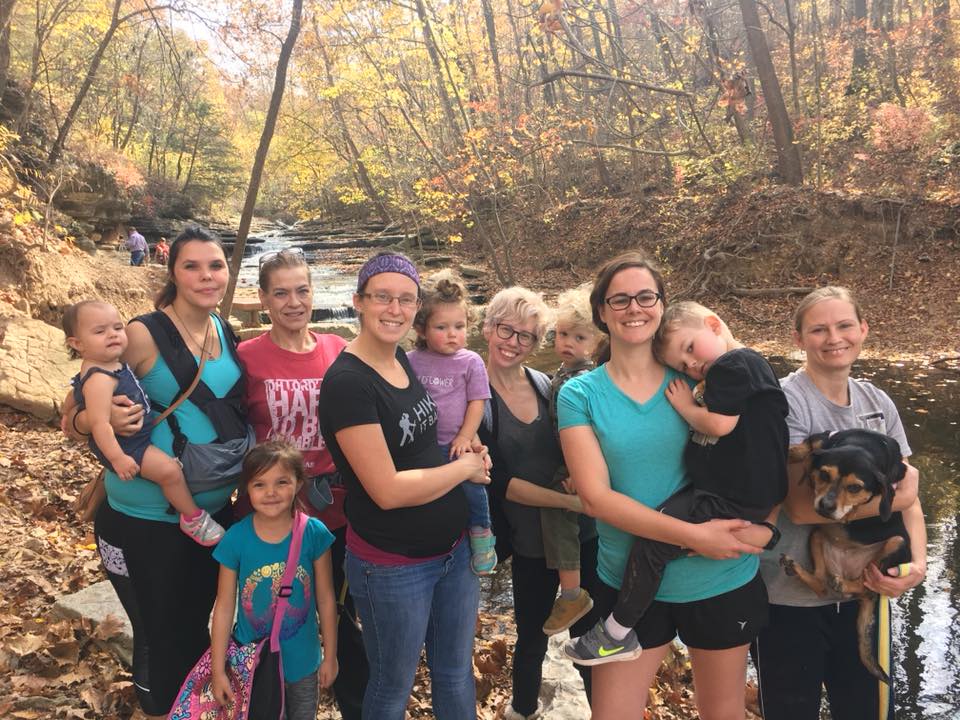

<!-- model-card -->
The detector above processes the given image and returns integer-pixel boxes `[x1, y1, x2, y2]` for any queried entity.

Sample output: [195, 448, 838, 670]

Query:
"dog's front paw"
[780, 554, 797, 576]
[827, 574, 844, 594]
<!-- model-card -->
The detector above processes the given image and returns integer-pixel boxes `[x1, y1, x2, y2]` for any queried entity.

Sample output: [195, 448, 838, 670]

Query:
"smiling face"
[260, 265, 313, 333]
[794, 298, 868, 376]
[171, 240, 229, 311]
[354, 272, 419, 345]
[659, 317, 729, 380]
[421, 302, 468, 355]
[67, 303, 127, 364]
[246, 461, 301, 520]
[484, 314, 540, 371]
[597, 267, 664, 349]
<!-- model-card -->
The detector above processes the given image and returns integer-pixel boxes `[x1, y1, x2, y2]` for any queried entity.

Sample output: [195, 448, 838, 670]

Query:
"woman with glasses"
[557, 252, 772, 720]
[476, 286, 600, 720]
[318, 251, 490, 720]
[237, 248, 368, 719]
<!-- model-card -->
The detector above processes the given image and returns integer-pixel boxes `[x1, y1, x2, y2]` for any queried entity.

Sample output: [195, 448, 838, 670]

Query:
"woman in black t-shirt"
[318, 252, 490, 720]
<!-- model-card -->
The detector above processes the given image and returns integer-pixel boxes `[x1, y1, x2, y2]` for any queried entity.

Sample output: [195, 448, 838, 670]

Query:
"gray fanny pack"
[178, 425, 256, 494]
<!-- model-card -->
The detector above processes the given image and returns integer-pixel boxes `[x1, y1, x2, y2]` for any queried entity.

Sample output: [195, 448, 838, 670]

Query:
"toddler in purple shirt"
[408, 271, 496, 575]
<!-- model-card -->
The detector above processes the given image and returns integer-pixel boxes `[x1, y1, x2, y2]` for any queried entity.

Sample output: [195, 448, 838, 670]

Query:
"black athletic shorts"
[593, 571, 769, 650]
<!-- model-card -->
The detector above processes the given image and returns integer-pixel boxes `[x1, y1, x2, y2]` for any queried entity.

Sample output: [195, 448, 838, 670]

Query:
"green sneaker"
[563, 620, 642, 666]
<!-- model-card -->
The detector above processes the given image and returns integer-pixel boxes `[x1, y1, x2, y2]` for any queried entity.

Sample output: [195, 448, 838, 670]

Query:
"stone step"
[53, 580, 133, 666]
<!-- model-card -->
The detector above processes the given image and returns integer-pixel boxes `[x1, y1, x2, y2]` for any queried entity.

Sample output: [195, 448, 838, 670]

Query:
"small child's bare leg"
[558, 568, 581, 593]
[139, 446, 224, 546]
[138, 446, 199, 517]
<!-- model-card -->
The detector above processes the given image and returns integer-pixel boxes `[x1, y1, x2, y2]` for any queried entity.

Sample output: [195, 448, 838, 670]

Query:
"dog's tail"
[856, 594, 891, 685]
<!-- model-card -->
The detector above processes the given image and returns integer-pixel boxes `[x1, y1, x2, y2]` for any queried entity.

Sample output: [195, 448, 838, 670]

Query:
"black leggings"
[95, 503, 231, 716]
[510, 537, 599, 716]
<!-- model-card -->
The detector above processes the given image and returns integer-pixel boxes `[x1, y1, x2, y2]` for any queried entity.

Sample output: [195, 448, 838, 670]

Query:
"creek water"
[239, 225, 958, 716]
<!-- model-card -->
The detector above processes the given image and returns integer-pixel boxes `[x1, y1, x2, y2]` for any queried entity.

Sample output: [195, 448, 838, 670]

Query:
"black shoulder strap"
[133, 311, 215, 408]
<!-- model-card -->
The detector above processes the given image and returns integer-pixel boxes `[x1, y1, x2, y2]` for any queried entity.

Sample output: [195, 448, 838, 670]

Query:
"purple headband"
[357, 254, 420, 291]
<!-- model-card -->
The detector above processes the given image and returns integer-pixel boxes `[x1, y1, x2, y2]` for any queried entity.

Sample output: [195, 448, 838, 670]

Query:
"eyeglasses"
[495, 323, 538, 347]
[604, 291, 663, 310]
[258, 247, 306, 268]
[360, 291, 421, 309]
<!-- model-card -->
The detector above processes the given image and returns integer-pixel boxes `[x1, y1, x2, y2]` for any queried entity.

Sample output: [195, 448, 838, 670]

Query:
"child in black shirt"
[566, 301, 788, 665]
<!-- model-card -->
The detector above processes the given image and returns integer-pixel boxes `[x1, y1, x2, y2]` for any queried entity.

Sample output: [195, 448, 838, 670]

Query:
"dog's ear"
[878, 460, 906, 522]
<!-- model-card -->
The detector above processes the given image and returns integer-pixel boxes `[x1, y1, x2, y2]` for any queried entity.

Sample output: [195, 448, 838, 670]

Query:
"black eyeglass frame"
[604, 291, 663, 311]
[494, 322, 538, 347]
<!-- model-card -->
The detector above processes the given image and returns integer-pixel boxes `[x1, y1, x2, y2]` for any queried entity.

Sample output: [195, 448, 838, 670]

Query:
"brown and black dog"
[780, 428, 910, 682]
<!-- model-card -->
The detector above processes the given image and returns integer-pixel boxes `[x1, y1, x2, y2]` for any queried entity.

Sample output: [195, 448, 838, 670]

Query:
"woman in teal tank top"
[68, 227, 243, 719]
[557, 252, 773, 720]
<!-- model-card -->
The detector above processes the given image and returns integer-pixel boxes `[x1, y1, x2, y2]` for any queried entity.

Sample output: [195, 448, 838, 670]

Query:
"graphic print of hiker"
[399, 412, 415, 446]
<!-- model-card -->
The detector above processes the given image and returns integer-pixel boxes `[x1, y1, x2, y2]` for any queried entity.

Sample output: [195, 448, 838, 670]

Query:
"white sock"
[603, 615, 632, 641]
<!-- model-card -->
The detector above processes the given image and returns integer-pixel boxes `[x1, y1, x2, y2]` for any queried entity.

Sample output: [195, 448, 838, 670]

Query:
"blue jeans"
[130, 250, 145, 266]
[345, 539, 479, 720]
[439, 443, 491, 529]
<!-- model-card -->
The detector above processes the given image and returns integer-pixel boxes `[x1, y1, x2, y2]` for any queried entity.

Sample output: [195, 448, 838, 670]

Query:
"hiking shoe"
[469, 529, 497, 576]
[180, 510, 225, 546]
[563, 620, 642, 666]
[542, 588, 593, 635]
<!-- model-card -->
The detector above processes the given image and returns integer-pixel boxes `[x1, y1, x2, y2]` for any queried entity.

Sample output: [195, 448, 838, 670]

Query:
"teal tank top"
[104, 315, 242, 522]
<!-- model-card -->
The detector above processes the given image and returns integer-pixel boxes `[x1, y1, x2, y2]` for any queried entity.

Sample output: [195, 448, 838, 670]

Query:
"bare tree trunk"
[0, 0, 16, 93]
[413, 0, 463, 148]
[738, 0, 803, 184]
[480, 0, 507, 115]
[221, 0, 303, 317]
[847, 0, 869, 93]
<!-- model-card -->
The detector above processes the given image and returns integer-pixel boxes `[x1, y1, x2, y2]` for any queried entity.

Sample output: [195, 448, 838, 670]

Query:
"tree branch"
[533, 70, 692, 98]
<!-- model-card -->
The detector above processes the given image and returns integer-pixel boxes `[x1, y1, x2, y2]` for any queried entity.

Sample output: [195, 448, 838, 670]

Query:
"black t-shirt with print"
[318, 348, 468, 557]
[684, 347, 789, 512]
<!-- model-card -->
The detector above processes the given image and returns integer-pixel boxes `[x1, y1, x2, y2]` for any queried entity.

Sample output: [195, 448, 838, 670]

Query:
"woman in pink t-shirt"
[237, 248, 366, 720]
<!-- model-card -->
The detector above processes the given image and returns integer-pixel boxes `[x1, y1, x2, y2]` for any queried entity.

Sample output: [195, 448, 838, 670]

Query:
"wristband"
[71, 409, 91, 437]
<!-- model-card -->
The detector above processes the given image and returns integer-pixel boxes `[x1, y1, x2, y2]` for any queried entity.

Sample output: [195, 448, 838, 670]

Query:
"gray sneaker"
[180, 509, 225, 546]
[563, 620, 642, 666]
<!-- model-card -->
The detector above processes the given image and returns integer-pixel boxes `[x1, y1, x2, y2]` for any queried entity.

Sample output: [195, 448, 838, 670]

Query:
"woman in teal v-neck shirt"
[558, 252, 771, 720]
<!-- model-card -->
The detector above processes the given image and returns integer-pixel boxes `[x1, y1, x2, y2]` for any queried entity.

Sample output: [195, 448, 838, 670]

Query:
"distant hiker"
[126, 226, 147, 266]
[154, 237, 170, 265]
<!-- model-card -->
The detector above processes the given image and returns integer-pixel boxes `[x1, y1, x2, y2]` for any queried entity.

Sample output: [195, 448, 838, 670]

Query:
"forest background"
[0, 0, 958, 717]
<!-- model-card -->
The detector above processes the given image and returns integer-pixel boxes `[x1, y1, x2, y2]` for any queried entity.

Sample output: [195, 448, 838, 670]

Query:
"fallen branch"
[729, 286, 814, 297]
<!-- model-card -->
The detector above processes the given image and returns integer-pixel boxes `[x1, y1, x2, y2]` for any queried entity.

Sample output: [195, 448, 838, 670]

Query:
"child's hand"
[319, 655, 339, 688]
[111, 454, 140, 481]
[211, 668, 235, 707]
[665, 378, 696, 413]
[449, 435, 473, 459]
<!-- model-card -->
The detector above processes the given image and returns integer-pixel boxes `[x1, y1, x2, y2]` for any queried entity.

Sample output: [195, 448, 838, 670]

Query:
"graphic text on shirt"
[398, 394, 438, 446]
[265, 378, 325, 451]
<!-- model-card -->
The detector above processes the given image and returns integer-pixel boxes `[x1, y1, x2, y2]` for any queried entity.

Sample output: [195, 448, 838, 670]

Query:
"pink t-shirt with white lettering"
[239, 331, 348, 528]
[406, 348, 491, 446]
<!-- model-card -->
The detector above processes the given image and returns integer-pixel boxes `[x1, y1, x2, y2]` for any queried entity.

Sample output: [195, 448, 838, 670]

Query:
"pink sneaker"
[180, 510, 225, 546]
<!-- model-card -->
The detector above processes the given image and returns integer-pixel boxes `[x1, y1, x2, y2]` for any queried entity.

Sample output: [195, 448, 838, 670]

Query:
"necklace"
[171, 305, 211, 358]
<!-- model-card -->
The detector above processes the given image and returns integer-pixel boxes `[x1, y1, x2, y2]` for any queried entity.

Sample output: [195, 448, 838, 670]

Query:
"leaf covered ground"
[0, 407, 744, 719]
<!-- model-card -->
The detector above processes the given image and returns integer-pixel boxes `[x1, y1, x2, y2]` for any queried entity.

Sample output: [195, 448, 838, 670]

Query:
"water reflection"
[474, 338, 960, 719]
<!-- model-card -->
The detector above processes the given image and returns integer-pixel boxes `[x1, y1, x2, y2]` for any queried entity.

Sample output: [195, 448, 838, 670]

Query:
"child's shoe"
[180, 509, 225, 546]
[563, 619, 642, 665]
[469, 528, 497, 575]
[542, 588, 593, 635]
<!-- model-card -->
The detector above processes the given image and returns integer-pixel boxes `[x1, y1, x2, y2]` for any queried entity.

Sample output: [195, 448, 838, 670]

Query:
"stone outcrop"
[0, 313, 79, 420]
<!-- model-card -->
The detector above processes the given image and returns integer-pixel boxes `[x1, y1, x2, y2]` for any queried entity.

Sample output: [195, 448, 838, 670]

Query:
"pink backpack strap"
[269, 511, 308, 651]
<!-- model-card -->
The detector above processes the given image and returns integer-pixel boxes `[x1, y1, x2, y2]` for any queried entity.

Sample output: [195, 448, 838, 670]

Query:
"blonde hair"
[554, 283, 595, 331]
[413, 270, 470, 350]
[483, 286, 552, 345]
[793, 286, 864, 332]
[653, 301, 735, 358]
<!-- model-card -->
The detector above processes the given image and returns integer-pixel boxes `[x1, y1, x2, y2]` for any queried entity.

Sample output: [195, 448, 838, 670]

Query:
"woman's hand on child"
[109, 395, 145, 437]
[665, 378, 696, 412]
[111, 454, 140, 481]
[688, 518, 762, 560]
[319, 655, 339, 688]
[211, 669, 234, 707]
[458, 451, 490, 485]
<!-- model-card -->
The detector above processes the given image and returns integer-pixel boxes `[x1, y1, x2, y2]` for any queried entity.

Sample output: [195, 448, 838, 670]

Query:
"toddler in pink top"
[407, 271, 496, 575]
